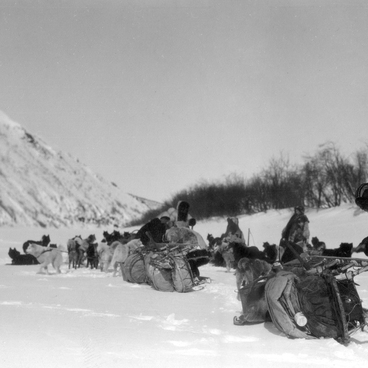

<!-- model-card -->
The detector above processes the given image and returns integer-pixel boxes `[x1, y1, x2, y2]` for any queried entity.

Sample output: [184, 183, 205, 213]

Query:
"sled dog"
[26, 243, 63, 274]
[110, 239, 142, 276]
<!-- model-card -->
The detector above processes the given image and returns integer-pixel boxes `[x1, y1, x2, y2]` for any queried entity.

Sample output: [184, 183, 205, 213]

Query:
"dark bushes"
[129, 142, 368, 226]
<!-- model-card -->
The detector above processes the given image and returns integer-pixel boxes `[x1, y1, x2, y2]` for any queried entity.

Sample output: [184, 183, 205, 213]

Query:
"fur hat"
[355, 183, 368, 211]
[294, 206, 305, 213]
[229, 217, 239, 225]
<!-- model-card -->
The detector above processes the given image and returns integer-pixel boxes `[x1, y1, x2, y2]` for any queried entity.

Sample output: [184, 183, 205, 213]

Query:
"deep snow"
[1, 205, 368, 368]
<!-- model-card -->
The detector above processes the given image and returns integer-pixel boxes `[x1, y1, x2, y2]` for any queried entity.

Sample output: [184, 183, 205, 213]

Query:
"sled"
[144, 248, 196, 293]
[272, 241, 368, 344]
[266, 271, 366, 344]
[192, 284, 206, 291]
[307, 254, 368, 265]
[144, 243, 206, 293]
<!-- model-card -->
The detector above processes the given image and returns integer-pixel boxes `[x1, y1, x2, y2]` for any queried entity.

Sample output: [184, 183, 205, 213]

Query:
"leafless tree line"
[132, 142, 368, 224]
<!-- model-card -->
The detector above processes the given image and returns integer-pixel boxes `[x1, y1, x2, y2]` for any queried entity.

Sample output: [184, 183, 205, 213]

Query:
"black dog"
[86, 243, 99, 269]
[232, 242, 278, 267]
[311, 236, 326, 251]
[321, 242, 353, 258]
[8, 247, 39, 265]
[353, 236, 368, 257]
[22, 234, 51, 253]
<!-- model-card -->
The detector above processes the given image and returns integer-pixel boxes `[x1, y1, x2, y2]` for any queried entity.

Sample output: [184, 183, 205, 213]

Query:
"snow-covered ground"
[1, 204, 368, 368]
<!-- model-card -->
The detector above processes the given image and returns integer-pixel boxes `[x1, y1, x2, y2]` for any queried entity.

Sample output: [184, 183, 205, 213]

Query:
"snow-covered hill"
[0, 111, 160, 228]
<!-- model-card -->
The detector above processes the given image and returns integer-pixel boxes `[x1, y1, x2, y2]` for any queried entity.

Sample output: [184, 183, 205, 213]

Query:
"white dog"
[97, 239, 142, 275]
[97, 241, 115, 272]
[26, 243, 63, 274]
[110, 239, 142, 276]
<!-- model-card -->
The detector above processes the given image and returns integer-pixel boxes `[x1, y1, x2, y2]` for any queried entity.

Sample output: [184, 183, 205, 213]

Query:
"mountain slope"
[0, 111, 159, 227]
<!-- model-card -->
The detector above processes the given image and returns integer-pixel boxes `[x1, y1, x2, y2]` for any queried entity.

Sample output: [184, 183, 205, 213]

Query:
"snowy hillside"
[0, 111, 159, 228]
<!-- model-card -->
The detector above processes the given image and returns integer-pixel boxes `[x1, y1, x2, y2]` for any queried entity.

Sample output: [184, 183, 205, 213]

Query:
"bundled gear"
[265, 268, 365, 343]
[234, 239, 368, 344]
[165, 224, 209, 278]
[123, 241, 208, 292]
[122, 201, 209, 292]
[144, 245, 196, 292]
[121, 250, 148, 284]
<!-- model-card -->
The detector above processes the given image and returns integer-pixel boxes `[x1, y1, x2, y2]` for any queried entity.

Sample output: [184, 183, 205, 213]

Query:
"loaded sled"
[235, 241, 368, 344]
[122, 242, 210, 292]
[122, 200, 210, 292]
[123, 201, 210, 293]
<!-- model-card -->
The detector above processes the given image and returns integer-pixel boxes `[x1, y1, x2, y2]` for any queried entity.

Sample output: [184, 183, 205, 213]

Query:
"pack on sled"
[122, 251, 148, 284]
[271, 241, 367, 343]
[264, 270, 366, 344]
[235, 241, 368, 344]
[144, 247, 195, 293]
[165, 226, 210, 278]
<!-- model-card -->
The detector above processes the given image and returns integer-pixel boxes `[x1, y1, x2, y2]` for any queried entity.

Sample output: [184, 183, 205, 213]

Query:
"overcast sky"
[1, 0, 368, 202]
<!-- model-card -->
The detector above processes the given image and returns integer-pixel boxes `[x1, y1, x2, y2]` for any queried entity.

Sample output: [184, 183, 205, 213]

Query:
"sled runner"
[304, 255, 368, 278]
[307, 254, 368, 266]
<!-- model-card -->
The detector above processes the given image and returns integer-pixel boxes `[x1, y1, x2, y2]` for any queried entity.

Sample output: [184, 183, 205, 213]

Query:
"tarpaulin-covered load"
[121, 251, 147, 284]
[145, 251, 194, 293]
[121, 243, 205, 293]
[235, 254, 368, 344]
[165, 226, 210, 277]
[265, 270, 365, 343]
[124, 199, 209, 292]
[145, 252, 177, 292]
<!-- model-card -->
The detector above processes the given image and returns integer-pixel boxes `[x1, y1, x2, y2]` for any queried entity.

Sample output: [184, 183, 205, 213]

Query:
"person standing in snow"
[223, 217, 246, 244]
[281, 206, 310, 251]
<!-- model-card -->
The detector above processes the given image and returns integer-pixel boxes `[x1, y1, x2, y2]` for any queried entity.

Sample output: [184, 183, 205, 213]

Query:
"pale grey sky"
[1, 0, 367, 202]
